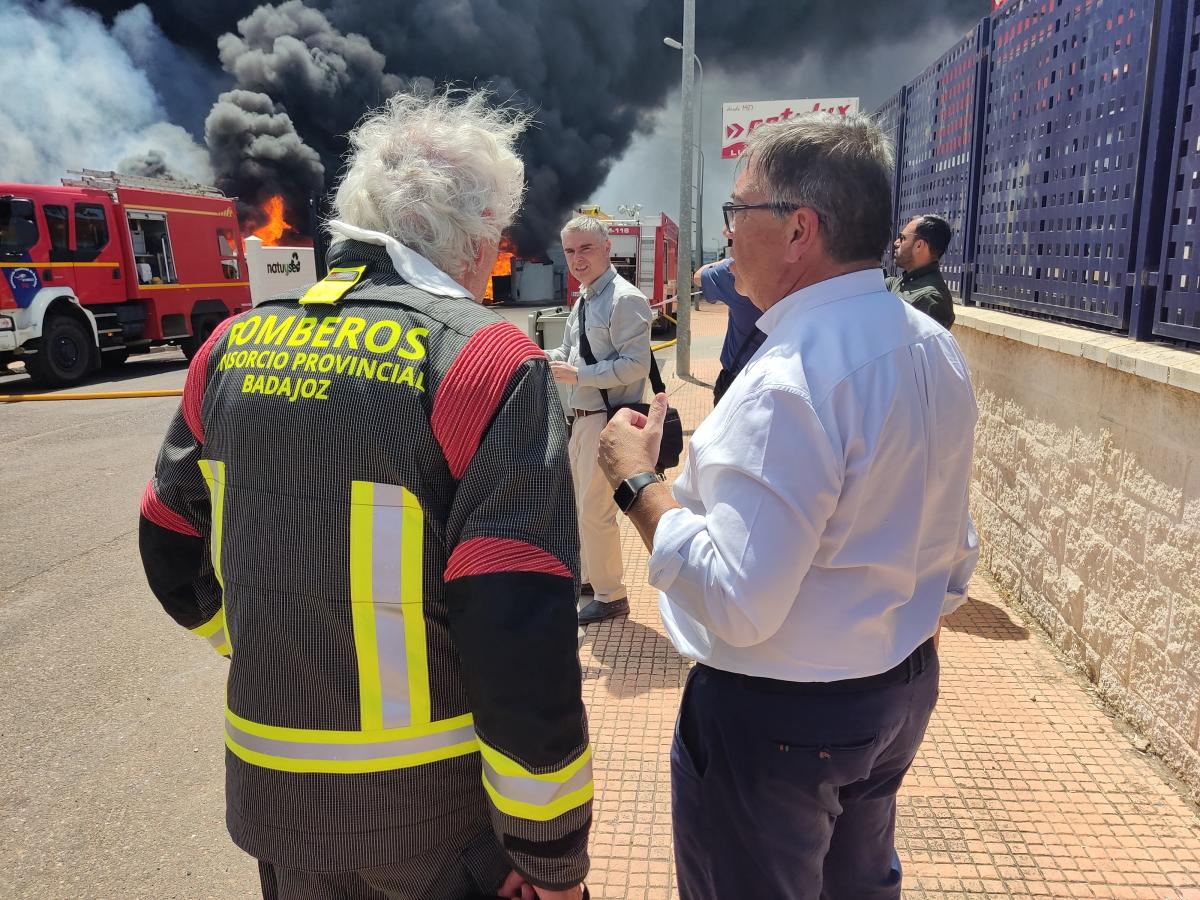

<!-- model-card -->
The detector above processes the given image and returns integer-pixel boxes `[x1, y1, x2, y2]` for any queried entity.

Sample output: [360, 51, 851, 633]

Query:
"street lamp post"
[665, 9, 696, 377]
[663, 36, 704, 271]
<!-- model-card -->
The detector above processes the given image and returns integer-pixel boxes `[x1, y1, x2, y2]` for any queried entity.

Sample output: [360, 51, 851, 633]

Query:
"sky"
[593, 19, 970, 256]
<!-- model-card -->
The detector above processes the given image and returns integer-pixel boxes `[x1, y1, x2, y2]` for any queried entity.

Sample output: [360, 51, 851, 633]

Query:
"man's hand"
[599, 392, 668, 487]
[497, 870, 536, 899]
[549, 361, 578, 384]
[496, 871, 585, 900]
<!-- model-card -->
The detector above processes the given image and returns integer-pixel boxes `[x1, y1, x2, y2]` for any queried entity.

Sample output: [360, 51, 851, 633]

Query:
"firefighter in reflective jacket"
[138, 91, 591, 900]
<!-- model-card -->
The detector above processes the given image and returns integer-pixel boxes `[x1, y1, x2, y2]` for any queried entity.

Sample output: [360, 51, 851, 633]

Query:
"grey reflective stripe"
[205, 627, 229, 654]
[225, 718, 478, 764]
[481, 757, 594, 807]
[371, 484, 412, 728]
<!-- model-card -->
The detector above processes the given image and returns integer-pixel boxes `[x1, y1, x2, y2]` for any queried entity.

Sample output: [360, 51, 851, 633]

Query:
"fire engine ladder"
[62, 170, 228, 198]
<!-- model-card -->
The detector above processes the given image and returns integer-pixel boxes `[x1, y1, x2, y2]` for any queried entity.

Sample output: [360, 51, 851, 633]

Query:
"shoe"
[578, 597, 629, 626]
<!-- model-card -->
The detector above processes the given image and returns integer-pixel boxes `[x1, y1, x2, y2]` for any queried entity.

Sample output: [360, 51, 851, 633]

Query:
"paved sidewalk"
[579, 303, 1200, 899]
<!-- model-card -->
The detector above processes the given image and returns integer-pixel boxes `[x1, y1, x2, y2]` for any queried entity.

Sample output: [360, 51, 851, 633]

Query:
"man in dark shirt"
[693, 258, 765, 404]
[887, 214, 955, 329]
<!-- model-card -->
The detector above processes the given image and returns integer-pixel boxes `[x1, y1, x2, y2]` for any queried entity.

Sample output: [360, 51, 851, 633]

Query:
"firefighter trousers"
[257, 824, 510, 900]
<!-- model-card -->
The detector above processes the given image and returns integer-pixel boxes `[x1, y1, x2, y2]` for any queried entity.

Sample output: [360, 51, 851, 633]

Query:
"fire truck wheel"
[26, 314, 94, 388]
[181, 316, 219, 360]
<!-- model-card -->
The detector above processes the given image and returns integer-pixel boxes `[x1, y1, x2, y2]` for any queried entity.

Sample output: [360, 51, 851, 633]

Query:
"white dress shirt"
[650, 268, 979, 682]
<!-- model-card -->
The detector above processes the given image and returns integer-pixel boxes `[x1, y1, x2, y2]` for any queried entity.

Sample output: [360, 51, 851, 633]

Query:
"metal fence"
[874, 88, 908, 241]
[874, 0, 1199, 346]
[896, 20, 989, 300]
[1154, 0, 1200, 342]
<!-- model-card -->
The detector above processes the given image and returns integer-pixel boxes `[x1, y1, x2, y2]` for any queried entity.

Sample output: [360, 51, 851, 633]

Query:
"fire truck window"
[0, 199, 39, 252]
[74, 204, 110, 252]
[217, 229, 240, 279]
[612, 257, 637, 284]
[128, 214, 177, 284]
[45, 205, 69, 251]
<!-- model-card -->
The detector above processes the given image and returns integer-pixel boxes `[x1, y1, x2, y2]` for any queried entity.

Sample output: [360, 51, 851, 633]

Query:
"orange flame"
[483, 239, 516, 303]
[252, 195, 292, 246]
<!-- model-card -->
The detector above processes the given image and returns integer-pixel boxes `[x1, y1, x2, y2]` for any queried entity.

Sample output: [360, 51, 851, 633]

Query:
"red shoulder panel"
[431, 321, 544, 479]
[181, 315, 239, 444]
[444, 536, 572, 582]
[140, 480, 200, 537]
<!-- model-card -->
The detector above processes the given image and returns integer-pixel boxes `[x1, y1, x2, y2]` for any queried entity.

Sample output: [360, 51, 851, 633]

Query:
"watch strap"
[614, 471, 660, 513]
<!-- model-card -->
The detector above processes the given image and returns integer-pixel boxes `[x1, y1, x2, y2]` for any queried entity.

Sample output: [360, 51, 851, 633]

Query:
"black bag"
[576, 298, 684, 473]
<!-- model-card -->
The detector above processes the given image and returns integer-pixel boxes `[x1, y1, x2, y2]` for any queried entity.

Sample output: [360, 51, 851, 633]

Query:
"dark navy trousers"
[671, 641, 939, 900]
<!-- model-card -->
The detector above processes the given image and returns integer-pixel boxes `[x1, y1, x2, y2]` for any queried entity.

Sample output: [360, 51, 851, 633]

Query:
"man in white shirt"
[597, 115, 978, 899]
[548, 216, 653, 625]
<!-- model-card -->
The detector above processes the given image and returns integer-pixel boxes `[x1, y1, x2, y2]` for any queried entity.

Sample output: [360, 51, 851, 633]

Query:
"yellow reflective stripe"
[224, 733, 479, 774]
[349, 481, 429, 731]
[400, 488, 430, 725]
[481, 772, 594, 822]
[223, 708, 479, 774]
[197, 459, 227, 592]
[225, 707, 474, 744]
[349, 480, 384, 730]
[192, 608, 224, 638]
[190, 606, 231, 657]
[478, 742, 593, 782]
[478, 744, 595, 822]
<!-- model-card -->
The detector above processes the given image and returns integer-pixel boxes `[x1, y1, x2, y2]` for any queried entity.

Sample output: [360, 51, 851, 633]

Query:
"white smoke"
[0, 0, 213, 184]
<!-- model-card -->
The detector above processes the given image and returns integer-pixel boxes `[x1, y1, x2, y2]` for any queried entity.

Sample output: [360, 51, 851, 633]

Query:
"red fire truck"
[0, 170, 252, 387]
[566, 211, 679, 334]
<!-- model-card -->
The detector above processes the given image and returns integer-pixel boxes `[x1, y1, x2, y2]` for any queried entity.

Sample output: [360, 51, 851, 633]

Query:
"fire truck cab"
[0, 170, 251, 387]
[567, 211, 679, 335]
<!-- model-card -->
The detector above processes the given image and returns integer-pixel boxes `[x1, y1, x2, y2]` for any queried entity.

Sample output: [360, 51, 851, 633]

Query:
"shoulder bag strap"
[575, 298, 612, 414]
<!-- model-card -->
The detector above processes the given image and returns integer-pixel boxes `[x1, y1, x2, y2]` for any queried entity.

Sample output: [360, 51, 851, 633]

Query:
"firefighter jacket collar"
[327, 220, 473, 300]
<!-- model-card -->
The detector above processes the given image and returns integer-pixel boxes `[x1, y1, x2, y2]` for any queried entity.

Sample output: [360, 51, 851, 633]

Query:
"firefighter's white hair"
[330, 89, 530, 277]
[559, 215, 610, 242]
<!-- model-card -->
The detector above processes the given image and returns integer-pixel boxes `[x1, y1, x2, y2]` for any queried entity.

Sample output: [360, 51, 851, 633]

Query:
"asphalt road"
[0, 306, 566, 899]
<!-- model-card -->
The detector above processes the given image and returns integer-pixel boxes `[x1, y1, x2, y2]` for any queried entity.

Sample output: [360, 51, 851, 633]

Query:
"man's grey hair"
[560, 215, 610, 242]
[330, 89, 531, 276]
[744, 113, 895, 263]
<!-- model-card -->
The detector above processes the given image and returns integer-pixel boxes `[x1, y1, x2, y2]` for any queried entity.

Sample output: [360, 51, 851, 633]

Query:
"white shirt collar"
[756, 268, 886, 336]
[326, 220, 473, 300]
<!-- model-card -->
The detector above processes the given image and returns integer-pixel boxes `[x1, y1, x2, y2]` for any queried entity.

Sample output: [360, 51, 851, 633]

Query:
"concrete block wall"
[955, 307, 1200, 802]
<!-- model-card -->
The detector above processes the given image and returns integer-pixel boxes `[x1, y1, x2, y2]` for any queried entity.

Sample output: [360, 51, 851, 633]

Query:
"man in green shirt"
[887, 214, 955, 329]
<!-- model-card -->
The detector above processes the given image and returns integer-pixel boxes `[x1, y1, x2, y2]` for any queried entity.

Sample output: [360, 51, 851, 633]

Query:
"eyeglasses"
[897, 232, 919, 243]
[721, 201, 800, 234]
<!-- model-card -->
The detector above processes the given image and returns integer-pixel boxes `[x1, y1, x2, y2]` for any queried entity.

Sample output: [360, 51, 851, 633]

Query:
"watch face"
[615, 472, 657, 512]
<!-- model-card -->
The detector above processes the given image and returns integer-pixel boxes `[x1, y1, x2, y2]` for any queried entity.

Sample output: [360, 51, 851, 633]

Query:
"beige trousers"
[568, 412, 627, 604]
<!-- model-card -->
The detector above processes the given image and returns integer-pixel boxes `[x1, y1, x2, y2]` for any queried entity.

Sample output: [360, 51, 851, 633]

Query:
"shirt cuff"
[575, 364, 598, 387]
[648, 506, 708, 591]
[942, 587, 970, 617]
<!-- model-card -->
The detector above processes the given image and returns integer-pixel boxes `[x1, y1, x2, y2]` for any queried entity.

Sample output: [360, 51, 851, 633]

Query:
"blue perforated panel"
[1155, 2, 1200, 341]
[896, 22, 988, 299]
[974, 0, 1157, 328]
[873, 88, 907, 271]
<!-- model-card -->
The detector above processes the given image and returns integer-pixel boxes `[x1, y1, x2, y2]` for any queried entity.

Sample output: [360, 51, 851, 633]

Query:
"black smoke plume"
[74, 0, 984, 254]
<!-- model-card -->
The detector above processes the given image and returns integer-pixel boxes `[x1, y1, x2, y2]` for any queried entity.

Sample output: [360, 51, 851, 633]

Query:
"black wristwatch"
[614, 471, 660, 513]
